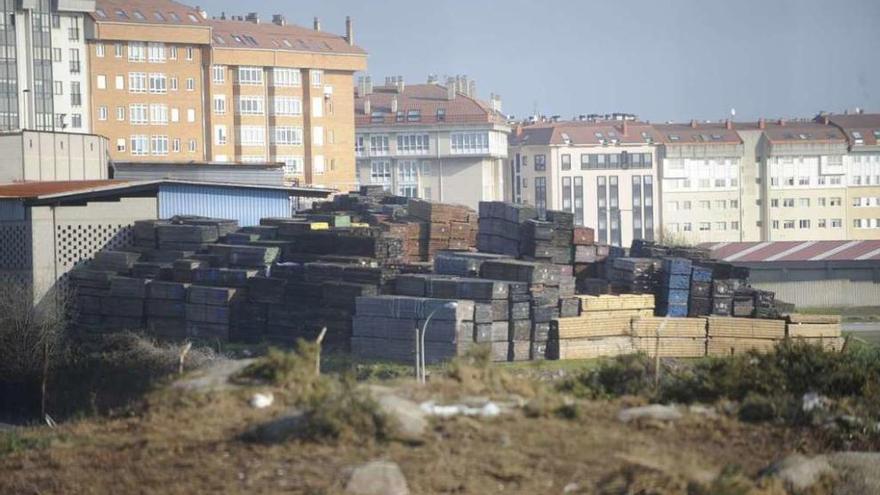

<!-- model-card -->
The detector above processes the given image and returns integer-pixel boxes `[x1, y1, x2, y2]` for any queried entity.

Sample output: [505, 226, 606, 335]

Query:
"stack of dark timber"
[608, 257, 661, 294]
[145, 281, 189, 339]
[687, 265, 713, 316]
[520, 210, 574, 265]
[351, 296, 476, 364]
[706, 317, 786, 355]
[433, 251, 506, 277]
[69, 250, 141, 333]
[657, 257, 692, 317]
[407, 199, 478, 260]
[476, 201, 538, 256]
[630, 316, 707, 358]
[548, 294, 654, 360]
[785, 313, 844, 351]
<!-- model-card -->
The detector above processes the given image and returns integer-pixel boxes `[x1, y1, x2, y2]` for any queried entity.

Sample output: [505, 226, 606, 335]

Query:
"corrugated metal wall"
[752, 280, 880, 308]
[157, 184, 290, 226]
[114, 164, 284, 186]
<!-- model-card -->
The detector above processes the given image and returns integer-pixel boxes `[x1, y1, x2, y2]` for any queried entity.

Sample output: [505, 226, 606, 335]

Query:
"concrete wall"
[0, 131, 108, 182]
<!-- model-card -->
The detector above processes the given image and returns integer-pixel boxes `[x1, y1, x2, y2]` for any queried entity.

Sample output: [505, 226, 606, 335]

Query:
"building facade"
[85, 0, 366, 191]
[508, 120, 660, 248]
[0, 129, 109, 182]
[825, 113, 880, 239]
[0, 0, 95, 133]
[354, 77, 509, 209]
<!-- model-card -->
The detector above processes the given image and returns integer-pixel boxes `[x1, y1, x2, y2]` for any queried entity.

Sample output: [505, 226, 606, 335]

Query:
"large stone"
[369, 387, 427, 441]
[827, 452, 880, 495]
[345, 461, 409, 495]
[617, 404, 682, 423]
[761, 454, 835, 492]
[247, 409, 306, 443]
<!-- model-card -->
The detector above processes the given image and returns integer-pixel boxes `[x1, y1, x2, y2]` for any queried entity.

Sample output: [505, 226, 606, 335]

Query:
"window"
[185, 47, 194, 61]
[238, 96, 264, 115]
[730, 200, 738, 208]
[771, 199, 779, 208]
[278, 156, 304, 176]
[96, 75, 106, 89]
[240, 155, 266, 164]
[715, 222, 727, 231]
[116, 138, 126, 152]
[397, 134, 430, 154]
[682, 201, 692, 210]
[71, 114, 82, 128]
[213, 95, 226, 114]
[170, 108, 179, 122]
[147, 42, 165, 63]
[309, 96, 324, 118]
[115, 75, 124, 90]
[169, 46, 177, 60]
[370, 161, 391, 187]
[355, 136, 365, 155]
[240, 126, 266, 146]
[129, 72, 147, 93]
[450, 132, 490, 154]
[535, 177, 547, 215]
[273, 97, 302, 116]
[272, 127, 303, 145]
[172, 139, 180, 153]
[312, 155, 325, 175]
[310, 70, 323, 87]
[799, 198, 810, 207]
[799, 219, 811, 229]
[682, 223, 692, 232]
[783, 198, 795, 208]
[170, 77, 178, 91]
[186, 109, 195, 122]
[188, 140, 197, 153]
[370, 136, 390, 155]
[151, 135, 169, 155]
[116, 106, 125, 121]
[238, 67, 263, 85]
[186, 78, 194, 91]
[436, 108, 446, 121]
[130, 135, 149, 156]
[829, 197, 842, 206]
[798, 176, 810, 186]
[114, 43, 123, 58]
[129, 104, 148, 125]
[128, 42, 145, 62]
[715, 200, 726, 209]
[52, 48, 62, 62]
[699, 222, 711, 231]
[731, 222, 739, 230]
[272, 68, 300, 87]
[783, 220, 795, 229]
[214, 125, 227, 145]
[407, 110, 421, 122]
[213, 65, 226, 84]
[313, 126, 324, 146]
[561, 154, 571, 171]
[53, 81, 63, 95]
[772, 220, 780, 229]
[149, 104, 168, 125]
[699, 200, 711, 210]
[831, 218, 842, 228]
[528, 154, 543, 171]
[148, 73, 167, 94]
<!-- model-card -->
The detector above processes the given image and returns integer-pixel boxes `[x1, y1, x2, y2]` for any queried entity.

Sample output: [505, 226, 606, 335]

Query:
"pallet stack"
[688, 265, 713, 316]
[548, 294, 654, 360]
[657, 257, 692, 317]
[630, 316, 707, 358]
[407, 199, 478, 260]
[608, 257, 661, 294]
[785, 314, 844, 351]
[476, 201, 539, 256]
[706, 316, 786, 355]
[145, 281, 189, 339]
[520, 211, 574, 265]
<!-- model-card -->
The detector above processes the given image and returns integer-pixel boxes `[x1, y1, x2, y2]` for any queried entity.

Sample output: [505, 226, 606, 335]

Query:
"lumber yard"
[69, 191, 843, 362]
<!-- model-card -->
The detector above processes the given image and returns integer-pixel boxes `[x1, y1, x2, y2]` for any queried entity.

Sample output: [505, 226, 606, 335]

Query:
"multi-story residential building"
[825, 113, 880, 239]
[0, 0, 95, 133]
[354, 76, 509, 208]
[758, 120, 849, 241]
[655, 122, 750, 243]
[508, 120, 660, 247]
[85, 0, 366, 191]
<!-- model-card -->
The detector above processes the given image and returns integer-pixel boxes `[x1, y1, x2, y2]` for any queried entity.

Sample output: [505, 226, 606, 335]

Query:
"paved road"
[843, 322, 880, 345]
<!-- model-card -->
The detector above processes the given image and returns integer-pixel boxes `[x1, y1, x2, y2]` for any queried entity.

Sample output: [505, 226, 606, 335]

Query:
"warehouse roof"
[705, 241, 880, 262]
[0, 180, 333, 201]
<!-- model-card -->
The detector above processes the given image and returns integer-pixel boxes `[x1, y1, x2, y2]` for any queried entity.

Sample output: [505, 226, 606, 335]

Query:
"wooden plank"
[549, 336, 634, 360]
[787, 323, 842, 338]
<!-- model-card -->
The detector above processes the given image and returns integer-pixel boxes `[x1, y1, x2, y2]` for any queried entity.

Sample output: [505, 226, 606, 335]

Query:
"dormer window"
[436, 108, 446, 121]
[406, 110, 421, 122]
[370, 111, 384, 123]
[95, 8, 107, 18]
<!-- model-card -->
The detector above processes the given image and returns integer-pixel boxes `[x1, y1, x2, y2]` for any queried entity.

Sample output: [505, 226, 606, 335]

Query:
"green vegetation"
[0, 430, 51, 458]
[798, 305, 880, 322]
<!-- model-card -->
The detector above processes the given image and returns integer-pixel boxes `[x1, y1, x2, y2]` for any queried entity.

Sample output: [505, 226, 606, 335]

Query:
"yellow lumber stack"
[707, 317, 786, 355]
[549, 294, 653, 360]
[785, 313, 842, 325]
[631, 316, 708, 358]
[578, 294, 655, 312]
[552, 336, 635, 360]
[552, 310, 652, 339]
[785, 314, 843, 352]
[633, 337, 706, 358]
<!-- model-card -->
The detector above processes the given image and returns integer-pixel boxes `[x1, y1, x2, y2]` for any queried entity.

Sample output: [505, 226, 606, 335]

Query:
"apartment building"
[655, 122, 750, 243]
[85, 0, 366, 191]
[758, 120, 849, 241]
[0, 0, 95, 133]
[354, 76, 509, 209]
[826, 113, 880, 239]
[508, 120, 660, 247]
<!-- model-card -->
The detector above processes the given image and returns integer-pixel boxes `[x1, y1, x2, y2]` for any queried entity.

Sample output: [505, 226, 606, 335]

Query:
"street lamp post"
[416, 301, 458, 384]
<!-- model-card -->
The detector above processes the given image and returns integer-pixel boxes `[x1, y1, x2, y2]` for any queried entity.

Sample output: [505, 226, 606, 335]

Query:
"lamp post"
[416, 301, 458, 384]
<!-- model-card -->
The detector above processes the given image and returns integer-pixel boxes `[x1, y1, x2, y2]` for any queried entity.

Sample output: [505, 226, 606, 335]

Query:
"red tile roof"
[825, 113, 880, 147]
[208, 19, 365, 55]
[654, 122, 742, 145]
[0, 181, 129, 199]
[93, 0, 206, 26]
[355, 84, 505, 126]
[760, 121, 847, 144]
[511, 120, 661, 146]
[705, 241, 880, 262]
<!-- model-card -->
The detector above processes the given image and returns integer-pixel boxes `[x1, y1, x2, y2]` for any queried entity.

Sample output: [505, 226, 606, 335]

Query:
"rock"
[761, 454, 835, 492]
[687, 404, 718, 418]
[371, 390, 427, 442]
[247, 409, 306, 443]
[249, 392, 274, 409]
[617, 404, 682, 423]
[345, 461, 409, 495]
[172, 358, 254, 392]
[827, 452, 880, 495]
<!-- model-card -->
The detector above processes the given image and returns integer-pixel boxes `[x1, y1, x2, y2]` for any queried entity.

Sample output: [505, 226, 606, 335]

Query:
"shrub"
[298, 376, 392, 443]
[558, 353, 655, 399]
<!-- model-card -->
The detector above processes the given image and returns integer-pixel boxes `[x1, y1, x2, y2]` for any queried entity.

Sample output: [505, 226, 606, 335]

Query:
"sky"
[205, 0, 880, 123]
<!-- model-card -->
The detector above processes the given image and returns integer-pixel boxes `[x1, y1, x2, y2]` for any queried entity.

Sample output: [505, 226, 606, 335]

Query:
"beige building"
[825, 113, 880, 240]
[354, 77, 509, 209]
[508, 120, 660, 247]
[85, 0, 366, 191]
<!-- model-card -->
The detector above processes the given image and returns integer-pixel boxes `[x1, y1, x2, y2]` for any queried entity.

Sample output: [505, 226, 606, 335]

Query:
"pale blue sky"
[204, 0, 880, 122]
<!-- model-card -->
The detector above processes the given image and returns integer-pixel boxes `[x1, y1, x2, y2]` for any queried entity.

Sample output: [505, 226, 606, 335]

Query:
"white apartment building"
[508, 120, 660, 247]
[355, 76, 509, 209]
[826, 113, 880, 239]
[0, 0, 94, 133]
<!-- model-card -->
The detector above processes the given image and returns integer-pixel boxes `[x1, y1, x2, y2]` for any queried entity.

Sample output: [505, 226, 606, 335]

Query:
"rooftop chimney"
[219, 11, 226, 20]
[397, 75, 405, 93]
[468, 80, 476, 98]
[271, 14, 286, 26]
[758, 118, 766, 129]
[822, 115, 830, 125]
[365, 76, 373, 95]
[446, 77, 456, 100]
[313, 17, 321, 31]
[725, 119, 732, 130]
[195, 6, 207, 19]
[363, 98, 371, 115]
[690, 119, 697, 128]
[427, 74, 438, 84]
[245, 12, 259, 24]
[345, 16, 353, 46]
[390, 97, 398, 113]
[622, 121, 629, 136]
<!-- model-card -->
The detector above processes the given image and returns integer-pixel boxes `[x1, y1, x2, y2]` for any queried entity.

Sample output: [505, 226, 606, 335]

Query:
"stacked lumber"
[630, 316, 707, 358]
[477, 201, 538, 257]
[785, 313, 844, 351]
[688, 265, 713, 317]
[608, 257, 661, 294]
[657, 257, 692, 317]
[100, 276, 148, 331]
[407, 199, 478, 259]
[548, 293, 654, 360]
[186, 286, 243, 340]
[69, 251, 142, 333]
[433, 251, 506, 277]
[145, 281, 189, 339]
[520, 210, 574, 265]
[549, 337, 634, 360]
[706, 317, 786, 355]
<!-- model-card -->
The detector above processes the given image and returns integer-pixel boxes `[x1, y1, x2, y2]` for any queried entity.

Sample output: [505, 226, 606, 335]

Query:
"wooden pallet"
[630, 316, 708, 338]
[633, 337, 706, 358]
[578, 294, 655, 312]
[707, 317, 786, 339]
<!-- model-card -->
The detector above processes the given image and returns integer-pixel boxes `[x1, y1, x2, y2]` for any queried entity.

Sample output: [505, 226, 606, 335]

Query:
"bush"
[558, 354, 655, 399]
[298, 377, 392, 443]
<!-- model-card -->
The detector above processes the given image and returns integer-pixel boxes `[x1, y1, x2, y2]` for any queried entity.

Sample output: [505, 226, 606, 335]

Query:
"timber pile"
[608, 257, 661, 294]
[477, 201, 539, 256]
[548, 294, 654, 360]
[785, 313, 844, 351]
[520, 211, 574, 265]
[706, 317, 786, 355]
[407, 199, 478, 260]
[657, 257, 692, 317]
[630, 316, 707, 358]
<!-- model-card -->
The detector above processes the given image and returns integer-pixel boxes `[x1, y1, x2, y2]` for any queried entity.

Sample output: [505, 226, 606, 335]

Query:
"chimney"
[390, 97, 398, 113]
[427, 74, 438, 84]
[365, 76, 372, 95]
[219, 11, 226, 20]
[313, 17, 321, 31]
[195, 6, 207, 19]
[363, 98, 371, 115]
[446, 77, 456, 100]
[397, 75, 405, 93]
[725, 119, 732, 130]
[468, 80, 476, 98]
[758, 118, 766, 129]
[822, 115, 830, 125]
[622, 121, 629, 136]
[272, 14, 286, 26]
[245, 12, 259, 24]
[345, 16, 353, 46]
[690, 119, 697, 128]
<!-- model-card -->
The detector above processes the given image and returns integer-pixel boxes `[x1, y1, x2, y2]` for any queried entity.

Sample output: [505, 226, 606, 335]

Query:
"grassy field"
[798, 305, 880, 322]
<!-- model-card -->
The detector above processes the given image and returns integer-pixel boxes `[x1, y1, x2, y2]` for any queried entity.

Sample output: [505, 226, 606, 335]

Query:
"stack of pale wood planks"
[548, 294, 654, 359]
[630, 316, 707, 358]
[785, 313, 845, 351]
[706, 317, 786, 356]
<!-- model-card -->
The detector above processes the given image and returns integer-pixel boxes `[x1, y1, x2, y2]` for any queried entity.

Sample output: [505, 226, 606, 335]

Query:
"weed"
[297, 376, 392, 443]
[558, 353, 655, 399]
[0, 431, 50, 458]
